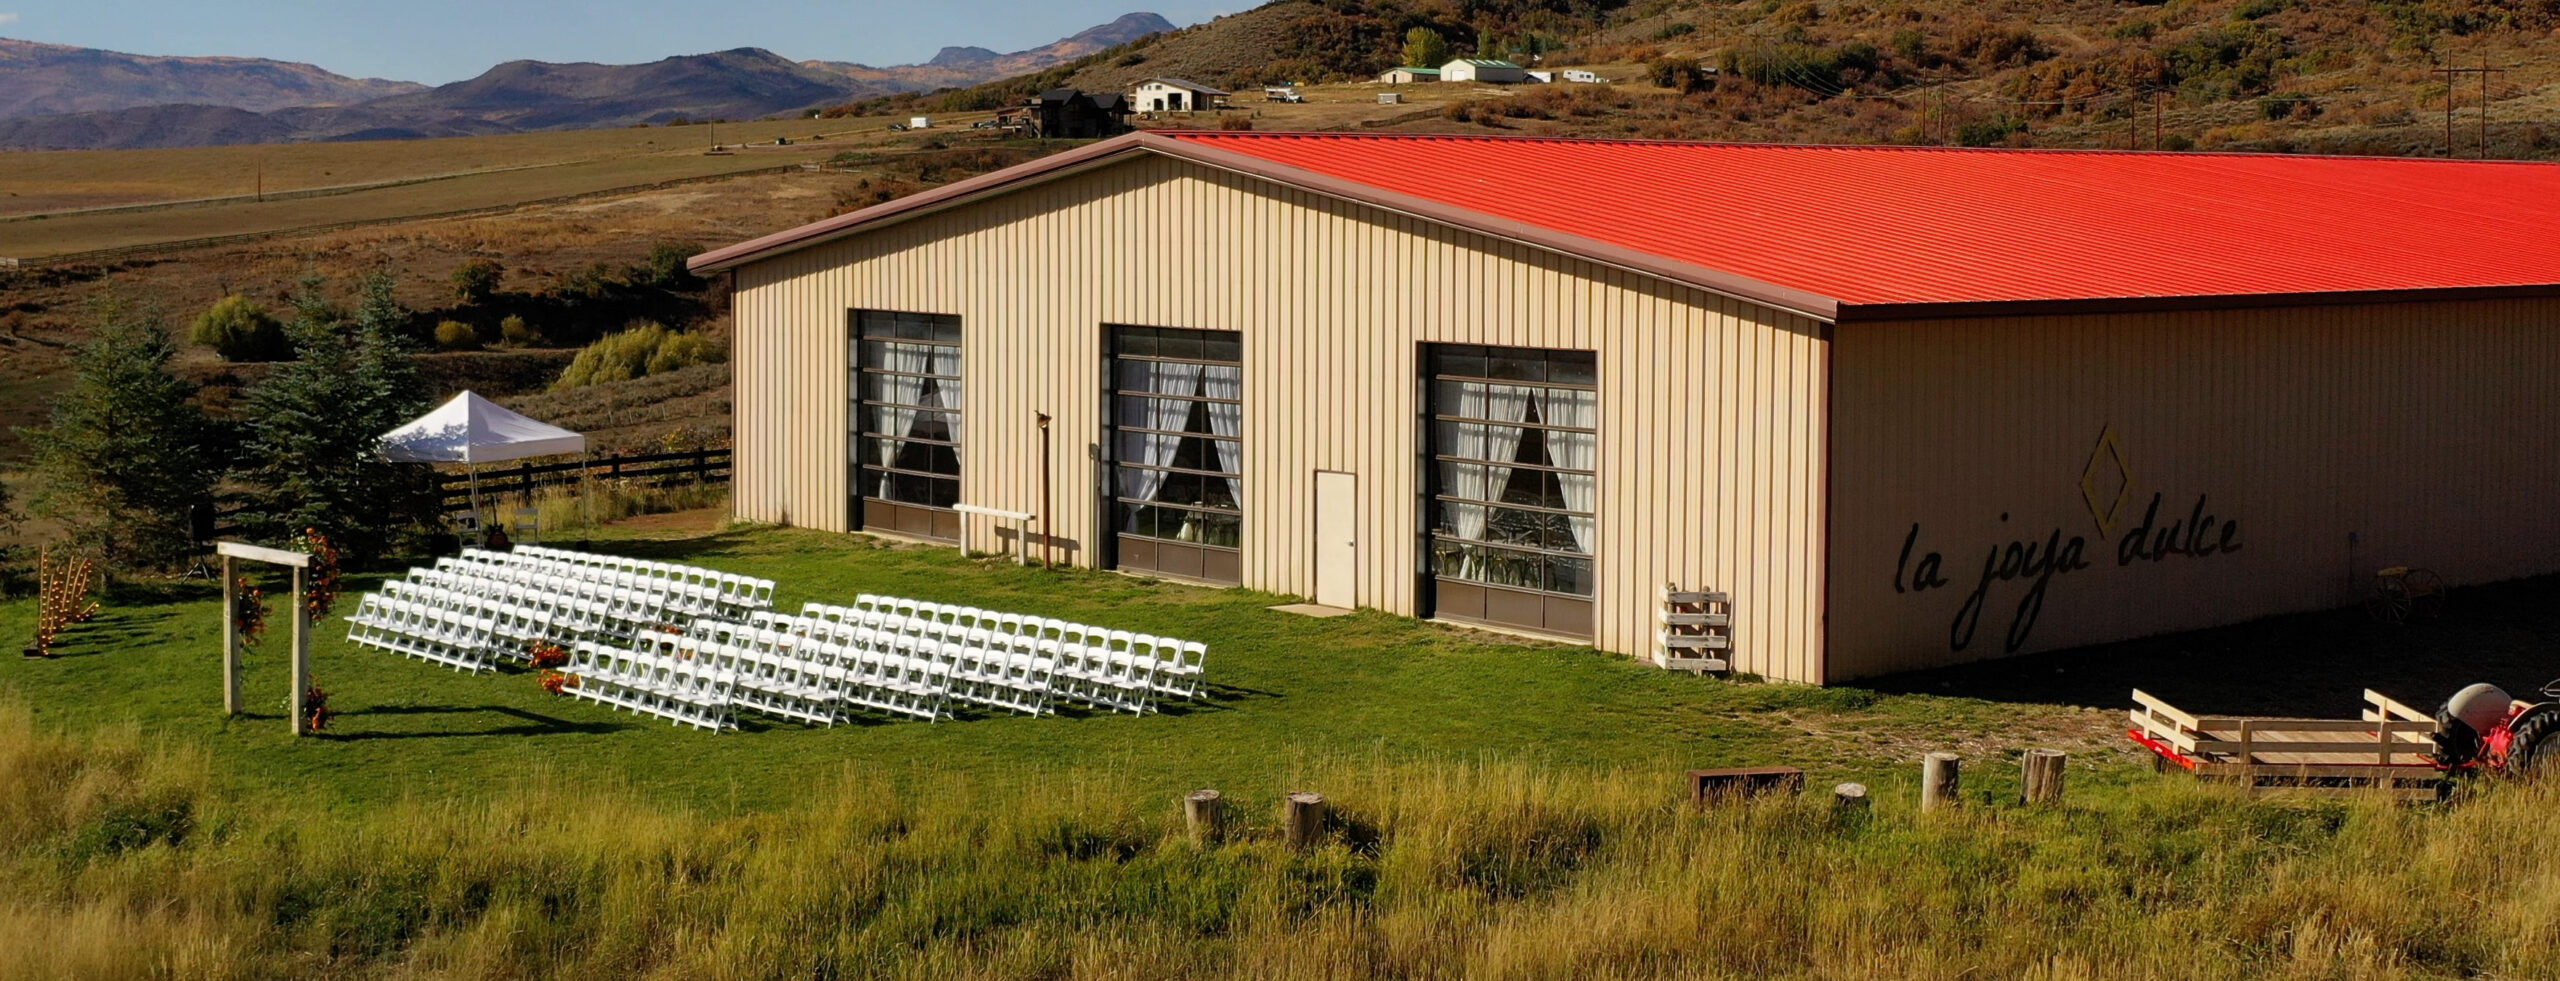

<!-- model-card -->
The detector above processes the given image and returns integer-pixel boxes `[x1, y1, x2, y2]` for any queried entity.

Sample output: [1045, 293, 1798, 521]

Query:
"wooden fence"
[193, 449, 729, 540]
[434, 448, 732, 511]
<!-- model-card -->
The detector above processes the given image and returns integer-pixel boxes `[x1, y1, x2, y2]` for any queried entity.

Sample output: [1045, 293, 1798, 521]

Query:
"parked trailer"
[2128, 688, 2445, 800]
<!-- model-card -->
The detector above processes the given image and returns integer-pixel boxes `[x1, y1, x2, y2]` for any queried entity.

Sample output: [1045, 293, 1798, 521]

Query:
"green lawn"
[0, 517, 2118, 814]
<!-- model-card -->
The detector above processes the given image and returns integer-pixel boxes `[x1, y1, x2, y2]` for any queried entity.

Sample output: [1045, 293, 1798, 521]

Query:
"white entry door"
[1312, 471, 1357, 609]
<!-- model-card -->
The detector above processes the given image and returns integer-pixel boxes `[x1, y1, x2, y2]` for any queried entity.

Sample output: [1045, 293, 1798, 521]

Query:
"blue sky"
[0, 2, 1230, 84]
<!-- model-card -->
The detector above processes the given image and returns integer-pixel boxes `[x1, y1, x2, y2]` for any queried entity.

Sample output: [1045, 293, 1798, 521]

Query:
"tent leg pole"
[583, 464, 595, 545]
[467, 465, 483, 547]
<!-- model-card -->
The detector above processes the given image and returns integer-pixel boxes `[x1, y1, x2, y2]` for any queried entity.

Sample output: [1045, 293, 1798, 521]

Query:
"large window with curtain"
[851, 310, 962, 542]
[1423, 344, 1597, 637]
[1107, 325, 1243, 584]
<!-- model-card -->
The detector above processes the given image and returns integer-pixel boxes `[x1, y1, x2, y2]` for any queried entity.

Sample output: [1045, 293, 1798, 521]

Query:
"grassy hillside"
[855, 0, 2558, 159]
[3, 521, 2559, 976]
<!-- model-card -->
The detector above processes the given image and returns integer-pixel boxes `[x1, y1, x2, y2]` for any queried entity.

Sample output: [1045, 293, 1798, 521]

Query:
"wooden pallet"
[1657, 585, 1730, 674]
[2129, 689, 2445, 800]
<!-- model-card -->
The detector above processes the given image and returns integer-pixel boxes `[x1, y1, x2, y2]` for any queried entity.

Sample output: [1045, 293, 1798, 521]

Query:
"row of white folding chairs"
[797, 603, 1156, 714]
[681, 617, 962, 722]
[798, 602, 1169, 715]
[829, 594, 1207, 700]
[500, 545, 775, 613]
[812, 596, 1205, 704]
[409, 566, 682, 647]
[727, 613, 1056, 718]
[343, 585, 506, 673]
[447, 551, 731, 620]
[563, 631, 735, 731]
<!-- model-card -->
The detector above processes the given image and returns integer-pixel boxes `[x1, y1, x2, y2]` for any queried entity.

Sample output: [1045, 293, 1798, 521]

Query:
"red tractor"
[2430, 680, 2560, 774]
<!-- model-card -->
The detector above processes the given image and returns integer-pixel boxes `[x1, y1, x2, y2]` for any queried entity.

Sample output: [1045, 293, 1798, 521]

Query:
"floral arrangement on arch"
[232, 576, 269, 647]
[289, 527, 343, 620]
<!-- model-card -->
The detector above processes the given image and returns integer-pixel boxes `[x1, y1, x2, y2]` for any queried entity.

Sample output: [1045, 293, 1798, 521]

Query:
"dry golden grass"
[0, 116, 895, 216]
[2, 691, 2556, 980]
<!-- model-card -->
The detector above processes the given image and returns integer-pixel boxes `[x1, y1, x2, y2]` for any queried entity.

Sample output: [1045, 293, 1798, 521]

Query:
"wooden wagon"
[2128, 689, 2445, 801]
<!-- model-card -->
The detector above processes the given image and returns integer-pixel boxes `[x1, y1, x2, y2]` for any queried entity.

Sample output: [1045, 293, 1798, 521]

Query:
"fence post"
[1283, 792, 1327, 850]
[288, 566, 308, 737]
[1832, 782, 1869, 824]
[694, 448, 709, 485]
[1921, 752, 1960, 813]
[2022, 749, 2067, 805]
[1185, 789, 1225, 845]
[221, 555, 239, 715]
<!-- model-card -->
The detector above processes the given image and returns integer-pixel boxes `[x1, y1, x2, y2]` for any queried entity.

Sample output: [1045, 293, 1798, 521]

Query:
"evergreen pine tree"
[17, 303, 214, 568]
[237, 274, 437, 561]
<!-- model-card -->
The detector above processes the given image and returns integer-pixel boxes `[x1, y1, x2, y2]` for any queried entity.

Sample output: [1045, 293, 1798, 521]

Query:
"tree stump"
[1283, 791, 1327, 850]
[2021, 749, 2067, 805]
[1184, 789, 1225, 844]
[1921, 752, 1961, 813]
[1832, 782, 1870, 824]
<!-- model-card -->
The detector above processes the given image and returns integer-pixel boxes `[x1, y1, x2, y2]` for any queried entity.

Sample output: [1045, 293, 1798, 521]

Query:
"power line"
[2433, 55, 2506, 158]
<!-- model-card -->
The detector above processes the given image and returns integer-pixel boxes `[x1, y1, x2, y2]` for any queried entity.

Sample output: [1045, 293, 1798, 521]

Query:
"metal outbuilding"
[693, 132, 2560, 683]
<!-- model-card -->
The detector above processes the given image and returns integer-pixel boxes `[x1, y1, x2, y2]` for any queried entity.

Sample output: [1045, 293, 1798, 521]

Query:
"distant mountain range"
[0, 12, 1175, 150]
[802, 13, 1177, 97]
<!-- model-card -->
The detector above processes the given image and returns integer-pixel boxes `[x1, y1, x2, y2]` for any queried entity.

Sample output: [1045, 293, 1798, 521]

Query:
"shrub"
[631, 242, 704, 291]
[1652, 22, 1696, 40]
[559, 262, 621, 300]
[553, 322, 724, 390]
[191, 295, 290, 363]
[1217, 115, 1255, 131]
[449, 258, 504, 306]
[1648, 57, 1713, 94]
[1955, 115, 2028, 147]
[498, 314, 542, 347]
[433, 320, 481, 351]
[2258, 93, 2320, 120]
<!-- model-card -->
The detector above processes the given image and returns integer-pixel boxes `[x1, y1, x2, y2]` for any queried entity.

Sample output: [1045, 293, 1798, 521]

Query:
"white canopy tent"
[378, 391, 591, 541]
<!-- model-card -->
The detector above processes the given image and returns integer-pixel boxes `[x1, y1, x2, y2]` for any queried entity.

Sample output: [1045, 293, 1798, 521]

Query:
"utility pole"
[2434, 57, 2506, 158]
[2153, 93, 2163, 150]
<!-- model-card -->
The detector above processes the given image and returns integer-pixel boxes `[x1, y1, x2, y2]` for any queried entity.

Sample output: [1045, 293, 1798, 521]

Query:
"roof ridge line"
[1157, 130, 2560, 166]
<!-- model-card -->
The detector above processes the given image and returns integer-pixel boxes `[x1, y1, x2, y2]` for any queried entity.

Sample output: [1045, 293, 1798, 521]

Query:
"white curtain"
[926, 342, 962, 445]
[875, 342, 929, 497]
[1118, 361, 1204, 521]
[1478, 382, 1534, 514]
[1441, 381, 1532, 580]
[1202, 363, 1242, 506]
[1444, 383, 1492, 543]
[1541, 387, 1597, 554]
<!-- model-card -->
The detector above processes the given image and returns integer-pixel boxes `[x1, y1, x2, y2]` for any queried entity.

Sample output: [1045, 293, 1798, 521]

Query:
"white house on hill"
[1131, 78, 1229, 112]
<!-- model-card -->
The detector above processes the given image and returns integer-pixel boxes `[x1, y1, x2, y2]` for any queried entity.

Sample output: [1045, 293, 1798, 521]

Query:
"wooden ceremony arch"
[217, 540, 315, 736]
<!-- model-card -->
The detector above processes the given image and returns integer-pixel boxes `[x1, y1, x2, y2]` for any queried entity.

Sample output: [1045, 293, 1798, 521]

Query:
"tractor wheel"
[2501, 706, 2560, 778]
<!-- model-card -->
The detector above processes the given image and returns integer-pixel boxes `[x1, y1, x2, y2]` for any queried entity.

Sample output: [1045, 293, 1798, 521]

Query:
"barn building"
[1440, 58, 1526, 83]
[690, 132, 2560, 684]
[1131, 78, 1227, 113]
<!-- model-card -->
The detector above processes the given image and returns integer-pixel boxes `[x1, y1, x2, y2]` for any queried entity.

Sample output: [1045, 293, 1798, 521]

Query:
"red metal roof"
[693, 131, 2560, 320]
[1159, 131, 2560, 311]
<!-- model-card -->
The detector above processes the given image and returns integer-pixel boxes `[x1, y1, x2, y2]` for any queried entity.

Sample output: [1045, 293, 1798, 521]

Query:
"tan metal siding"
[728, 156, 1831, 681]
[1825, 300, 2560, 680]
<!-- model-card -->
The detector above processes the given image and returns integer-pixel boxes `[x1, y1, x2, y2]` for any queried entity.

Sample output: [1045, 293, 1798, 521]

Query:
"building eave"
[1832, 283, 2560, 322]
[691, 131, 1847, 322]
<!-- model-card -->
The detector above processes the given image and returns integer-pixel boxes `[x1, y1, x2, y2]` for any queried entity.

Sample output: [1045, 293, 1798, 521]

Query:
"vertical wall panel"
[1827, 300, 2560, 680]
[729, 157, 1831, 680]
